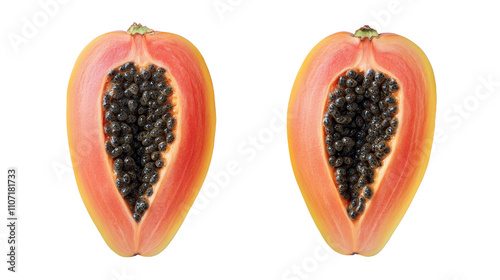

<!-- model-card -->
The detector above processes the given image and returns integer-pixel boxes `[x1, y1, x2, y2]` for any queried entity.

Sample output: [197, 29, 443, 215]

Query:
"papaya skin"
[287, 28, 436, 256]
[67, 26, 215, 257]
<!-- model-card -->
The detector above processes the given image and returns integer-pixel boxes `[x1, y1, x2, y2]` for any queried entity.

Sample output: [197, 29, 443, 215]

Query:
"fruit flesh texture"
[287, 32, 435, 256]
[68, 31, 215, 256]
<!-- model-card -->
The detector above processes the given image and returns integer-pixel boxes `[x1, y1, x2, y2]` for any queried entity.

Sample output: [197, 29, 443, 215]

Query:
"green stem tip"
[354, 25, 379, 40]
[127, 23, 154, 35]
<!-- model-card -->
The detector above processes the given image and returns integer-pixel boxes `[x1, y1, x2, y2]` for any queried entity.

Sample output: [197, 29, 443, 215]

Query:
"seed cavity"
[323, 69, 399, 220]
[103, 62, 176, 223]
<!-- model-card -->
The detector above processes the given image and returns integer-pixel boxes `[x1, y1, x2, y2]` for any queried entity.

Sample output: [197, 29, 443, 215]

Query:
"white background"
[1, 0, 500, 279]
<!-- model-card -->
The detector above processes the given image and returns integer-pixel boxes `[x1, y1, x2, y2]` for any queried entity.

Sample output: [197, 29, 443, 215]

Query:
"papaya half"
[67, 23, 215, 257]
[287, 26, 436, 256]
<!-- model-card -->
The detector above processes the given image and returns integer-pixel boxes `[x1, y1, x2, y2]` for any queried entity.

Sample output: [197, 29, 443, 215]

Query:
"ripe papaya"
[67, 23, 215, 257]
[287, 26, 436, 256]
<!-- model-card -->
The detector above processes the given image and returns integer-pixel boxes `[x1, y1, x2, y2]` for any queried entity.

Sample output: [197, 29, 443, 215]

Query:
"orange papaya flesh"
[287, 26, 436, 256]
[67, 23, 215, 257]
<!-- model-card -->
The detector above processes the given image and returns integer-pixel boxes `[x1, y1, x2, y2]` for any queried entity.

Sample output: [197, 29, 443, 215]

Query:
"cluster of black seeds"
[322, 69, 399, 220]
[102, 62, 176, 223]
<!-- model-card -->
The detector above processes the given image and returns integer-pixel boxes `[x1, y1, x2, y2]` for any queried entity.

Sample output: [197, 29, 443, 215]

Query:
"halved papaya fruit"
[287, 26, 436, 256]
[67, 23, 215, 257]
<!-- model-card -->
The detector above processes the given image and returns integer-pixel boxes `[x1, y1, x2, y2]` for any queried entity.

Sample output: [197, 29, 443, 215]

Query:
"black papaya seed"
[321, 69, 399, 220]
[102, 62, 178, 222]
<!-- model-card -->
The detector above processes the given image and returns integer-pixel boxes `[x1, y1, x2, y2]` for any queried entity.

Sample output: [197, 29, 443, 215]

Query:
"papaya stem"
[127, 23, 154, 35]
[354, 25, 379, 40]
